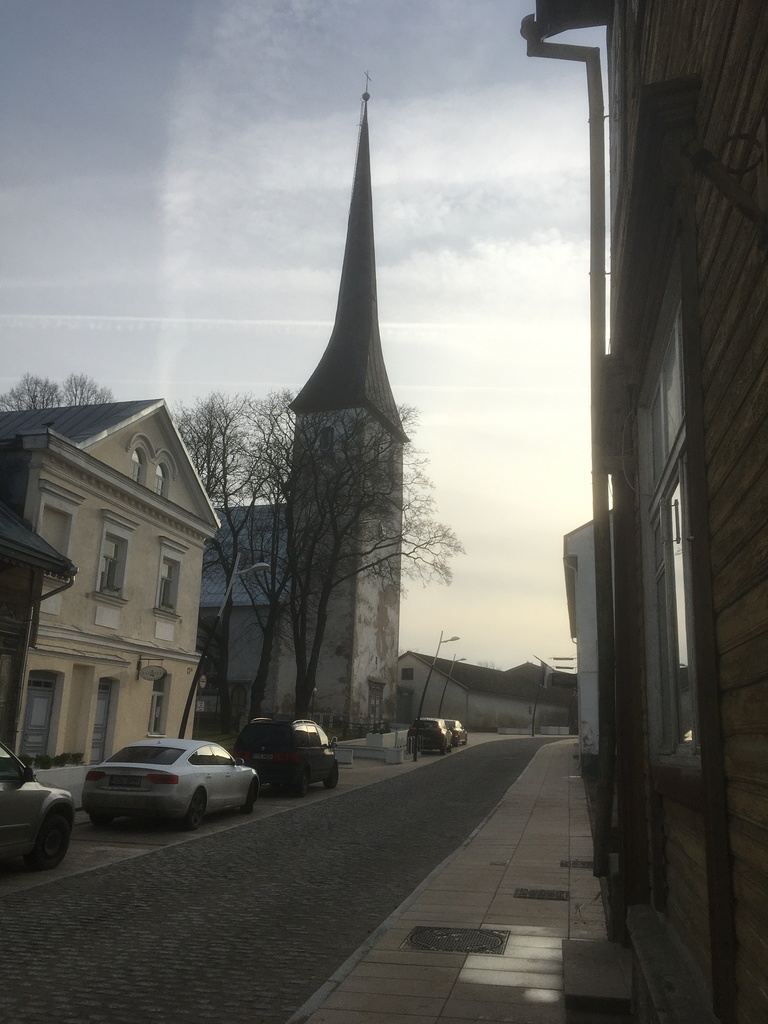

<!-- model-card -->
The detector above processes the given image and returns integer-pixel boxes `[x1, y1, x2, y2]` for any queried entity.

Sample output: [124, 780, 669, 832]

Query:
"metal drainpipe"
[520, 16, 616, 879]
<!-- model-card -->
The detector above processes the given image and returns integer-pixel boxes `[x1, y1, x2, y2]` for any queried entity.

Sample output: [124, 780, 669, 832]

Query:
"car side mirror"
[234, 758, 244, 766]
[330, 736, 338, 748]
[22, 764, 35, 783]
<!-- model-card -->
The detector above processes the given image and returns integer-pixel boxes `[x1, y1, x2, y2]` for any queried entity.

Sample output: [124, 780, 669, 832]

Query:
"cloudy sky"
[1, 0, 605, 671]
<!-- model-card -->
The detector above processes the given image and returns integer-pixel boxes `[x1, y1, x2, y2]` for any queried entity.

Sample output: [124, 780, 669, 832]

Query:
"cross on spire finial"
[363, 70, 371, 101]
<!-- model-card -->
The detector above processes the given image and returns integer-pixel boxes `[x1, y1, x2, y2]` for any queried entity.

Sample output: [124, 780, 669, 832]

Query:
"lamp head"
[239, 562, 270, 575]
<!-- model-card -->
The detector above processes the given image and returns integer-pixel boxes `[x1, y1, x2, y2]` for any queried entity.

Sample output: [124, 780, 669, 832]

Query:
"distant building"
[200, 95, 405, 730]
[288, 93, 407, 726]
[0, 401, 218, 759]
[397, 652, 575, 733]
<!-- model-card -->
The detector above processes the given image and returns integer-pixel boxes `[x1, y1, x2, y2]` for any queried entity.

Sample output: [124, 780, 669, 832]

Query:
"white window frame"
[148, 677, 166, 736]
[155, 537, 187, 615]
[154, 462, 168, 497]
[131, 447, 146, 484]
[638, 274, 699, 760]
[96, 512, 137, 599]
[157, 556, 180, 612]
[100, 534, 127, 593]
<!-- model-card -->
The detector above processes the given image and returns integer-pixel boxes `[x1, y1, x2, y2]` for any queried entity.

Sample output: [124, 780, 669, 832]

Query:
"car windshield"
[106, 745, 184, 765]
[237, 721, 294, 752]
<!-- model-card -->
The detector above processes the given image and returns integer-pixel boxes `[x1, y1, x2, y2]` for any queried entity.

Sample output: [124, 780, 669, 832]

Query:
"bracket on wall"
[681, 125, 768, 245]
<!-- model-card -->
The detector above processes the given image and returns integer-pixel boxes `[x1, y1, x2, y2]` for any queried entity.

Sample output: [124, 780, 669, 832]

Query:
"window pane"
[663, 334, 683, 454]
[670, 483, 693, 744]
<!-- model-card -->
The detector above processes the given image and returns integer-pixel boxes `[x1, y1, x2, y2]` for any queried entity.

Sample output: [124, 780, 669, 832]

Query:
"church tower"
[289, 92, 406, 727]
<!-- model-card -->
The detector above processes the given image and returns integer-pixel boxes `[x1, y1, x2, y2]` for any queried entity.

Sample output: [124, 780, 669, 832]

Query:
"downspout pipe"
[520, 15, 615, 879]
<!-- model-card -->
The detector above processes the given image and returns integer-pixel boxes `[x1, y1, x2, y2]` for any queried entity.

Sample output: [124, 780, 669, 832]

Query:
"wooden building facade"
[524, 2, 768, 1022]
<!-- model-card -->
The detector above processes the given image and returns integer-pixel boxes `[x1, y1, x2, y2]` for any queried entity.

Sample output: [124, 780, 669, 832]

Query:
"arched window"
[155, 463, 168, 497]
[131, 448, 145, 484]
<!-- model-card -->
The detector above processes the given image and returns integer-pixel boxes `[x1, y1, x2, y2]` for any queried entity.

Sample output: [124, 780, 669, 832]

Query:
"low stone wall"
[365, 730, 408, 750]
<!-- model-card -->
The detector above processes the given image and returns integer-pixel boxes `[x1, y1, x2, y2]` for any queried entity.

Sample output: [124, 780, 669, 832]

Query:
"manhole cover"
[514, 887, 569, 901]
[401, 927, 509, 955]
[561, 859, 593, 869]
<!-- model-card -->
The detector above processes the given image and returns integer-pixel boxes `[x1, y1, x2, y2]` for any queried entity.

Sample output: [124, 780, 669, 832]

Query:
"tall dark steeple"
[291, 93, 408, 443]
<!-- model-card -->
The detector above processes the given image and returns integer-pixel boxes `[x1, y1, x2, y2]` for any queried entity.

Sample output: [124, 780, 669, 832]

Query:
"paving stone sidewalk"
[290, 738, 628, 1024]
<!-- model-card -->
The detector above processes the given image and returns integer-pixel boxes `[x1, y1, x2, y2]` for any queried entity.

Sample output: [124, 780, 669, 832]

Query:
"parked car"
[81, 739, 259, 830]
[407, 718, 452, 755]
[233, 719, 339, 796]
[444, 719, 468, 746]
[0, 740, 75, 870]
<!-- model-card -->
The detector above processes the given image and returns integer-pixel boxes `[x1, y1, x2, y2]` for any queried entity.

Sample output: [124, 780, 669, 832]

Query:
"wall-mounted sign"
[139, 665, 166, 681]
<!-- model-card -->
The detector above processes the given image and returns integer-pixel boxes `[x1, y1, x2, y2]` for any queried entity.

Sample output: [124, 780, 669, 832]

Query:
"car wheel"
[294, 769, 310, 797]
[323, 762, 339, 789]
[88, 812, 114, 826]
[182, 788, 207, 830]
[23, 813, 71, 871]
[239, 778, 258, 814]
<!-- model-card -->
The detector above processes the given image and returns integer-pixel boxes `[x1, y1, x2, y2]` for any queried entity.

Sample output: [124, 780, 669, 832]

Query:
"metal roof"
[0, 400, 161, 445]
[291, 97, 407, 443]
[0, 501, 77, 580]
[401, 652, 574, 706]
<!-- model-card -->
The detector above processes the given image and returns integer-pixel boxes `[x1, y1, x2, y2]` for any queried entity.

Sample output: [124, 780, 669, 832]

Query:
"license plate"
[110, 775, 142, 787]
[253, 754, 273, 760]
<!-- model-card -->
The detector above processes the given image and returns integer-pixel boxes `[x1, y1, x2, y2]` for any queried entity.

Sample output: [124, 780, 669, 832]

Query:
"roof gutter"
[521, 14, 615, 880]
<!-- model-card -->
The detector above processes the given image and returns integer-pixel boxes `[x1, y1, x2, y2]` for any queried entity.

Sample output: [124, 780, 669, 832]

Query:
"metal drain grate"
[561, 859, 593, 869]
[514, 887, 569, 901]
[401, 926, 510, 955]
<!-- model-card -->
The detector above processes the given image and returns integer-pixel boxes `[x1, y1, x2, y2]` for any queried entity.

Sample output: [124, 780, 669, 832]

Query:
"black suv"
[407, 718, 452, 755]
[233, 719, 339, 797]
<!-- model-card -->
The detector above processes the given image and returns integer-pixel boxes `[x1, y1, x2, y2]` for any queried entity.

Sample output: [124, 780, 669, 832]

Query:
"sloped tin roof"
[0, 400, 161, 445]
[404, 652, 573, 706]
[0, 500, 77, 579]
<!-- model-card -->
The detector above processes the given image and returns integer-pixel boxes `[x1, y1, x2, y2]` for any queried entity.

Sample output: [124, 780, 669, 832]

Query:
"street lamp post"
[412, 631, 460, 761]
[178, 555, 270, 738]
[531, 655, 551, 738]
[437, 655, 466, 718]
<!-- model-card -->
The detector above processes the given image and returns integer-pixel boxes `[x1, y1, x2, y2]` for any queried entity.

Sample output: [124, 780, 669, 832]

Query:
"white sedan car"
[82, 739, 259, 830]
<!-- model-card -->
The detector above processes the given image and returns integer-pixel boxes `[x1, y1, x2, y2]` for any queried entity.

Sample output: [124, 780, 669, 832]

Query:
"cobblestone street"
[1, 738, 553, 1024]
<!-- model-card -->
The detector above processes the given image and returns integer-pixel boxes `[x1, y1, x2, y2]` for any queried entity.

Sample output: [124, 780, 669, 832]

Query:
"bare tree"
[0, 373, 62, 410]
[61, 373, 113, 405]
[177, 390, 463, 727]
[284, 404, 462, 717]
[0, 372, 113, 410]
[175, 392, 264, 732]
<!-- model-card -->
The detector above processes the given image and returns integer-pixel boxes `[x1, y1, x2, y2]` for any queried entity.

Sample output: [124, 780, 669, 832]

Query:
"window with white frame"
[640, 294, 698, 756]
[155, 462, 168, 497]
[96, 513, 136, 599]
[157, 556, 180, 611]
[99, 533, 127, 594]
[131, 448, 146, 484]
[148, 677, 166, 735]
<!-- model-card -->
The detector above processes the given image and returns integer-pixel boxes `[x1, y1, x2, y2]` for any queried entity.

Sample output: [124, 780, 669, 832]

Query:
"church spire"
[291, 93, 408, 443]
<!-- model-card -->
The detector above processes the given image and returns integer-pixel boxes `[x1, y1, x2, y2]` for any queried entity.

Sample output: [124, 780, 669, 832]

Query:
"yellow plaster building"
[0, 400, 218, 760]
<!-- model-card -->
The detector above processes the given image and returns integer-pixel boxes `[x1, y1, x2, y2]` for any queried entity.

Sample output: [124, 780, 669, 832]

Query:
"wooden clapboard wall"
[608, 2, 768, 1021]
